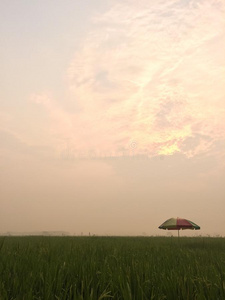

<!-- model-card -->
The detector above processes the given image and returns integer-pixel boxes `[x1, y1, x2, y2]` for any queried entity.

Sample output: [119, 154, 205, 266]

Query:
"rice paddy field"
[0, 236, 225, 300]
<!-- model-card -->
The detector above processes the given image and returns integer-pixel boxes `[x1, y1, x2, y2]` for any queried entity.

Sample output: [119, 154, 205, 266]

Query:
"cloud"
[30, 0, 225, 159]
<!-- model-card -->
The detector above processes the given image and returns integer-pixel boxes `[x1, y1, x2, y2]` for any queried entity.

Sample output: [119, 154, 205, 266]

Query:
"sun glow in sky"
[0, 0, 225, 236]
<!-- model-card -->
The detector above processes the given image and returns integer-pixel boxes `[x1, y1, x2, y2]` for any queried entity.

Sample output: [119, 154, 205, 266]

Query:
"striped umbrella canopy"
[159, 217, 200, 231]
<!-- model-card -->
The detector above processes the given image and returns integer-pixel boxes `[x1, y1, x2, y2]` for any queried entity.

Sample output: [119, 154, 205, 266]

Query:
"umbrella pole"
[178, 230, 180, 239]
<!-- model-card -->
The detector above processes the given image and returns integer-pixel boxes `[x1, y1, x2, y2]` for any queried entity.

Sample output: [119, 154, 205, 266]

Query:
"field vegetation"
[0, 236, 225, 299]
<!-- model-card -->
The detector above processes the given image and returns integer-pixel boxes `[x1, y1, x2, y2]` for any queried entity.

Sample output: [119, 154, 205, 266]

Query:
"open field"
[0, 236, 225, 300]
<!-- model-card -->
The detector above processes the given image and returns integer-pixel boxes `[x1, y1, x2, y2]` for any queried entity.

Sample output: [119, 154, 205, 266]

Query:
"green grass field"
[0, 236, 224, 299]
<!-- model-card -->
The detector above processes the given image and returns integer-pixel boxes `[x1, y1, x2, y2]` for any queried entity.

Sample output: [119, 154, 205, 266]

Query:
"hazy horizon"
[1, 0, 225, 237]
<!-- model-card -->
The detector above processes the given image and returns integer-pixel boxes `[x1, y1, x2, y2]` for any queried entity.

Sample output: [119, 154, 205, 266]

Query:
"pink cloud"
[30, 0, 225, 159]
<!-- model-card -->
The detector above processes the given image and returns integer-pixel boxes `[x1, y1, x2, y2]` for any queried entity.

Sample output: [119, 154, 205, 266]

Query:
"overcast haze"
[1, 0, 225, 236]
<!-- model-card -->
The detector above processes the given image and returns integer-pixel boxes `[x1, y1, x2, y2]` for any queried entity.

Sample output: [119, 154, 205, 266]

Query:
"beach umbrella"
[158, 217, 200, 237]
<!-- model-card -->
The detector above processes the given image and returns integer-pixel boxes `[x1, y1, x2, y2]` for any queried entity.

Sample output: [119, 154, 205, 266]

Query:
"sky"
[0, 0, 225, 236]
